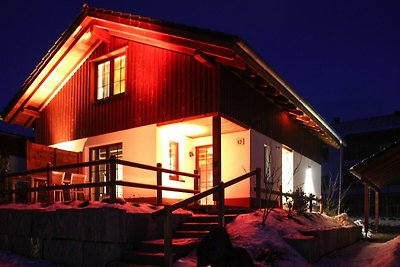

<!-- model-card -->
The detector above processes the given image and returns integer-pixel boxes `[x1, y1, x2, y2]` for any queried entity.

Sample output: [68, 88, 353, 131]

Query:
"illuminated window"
[96, 54, 126, 100]
[169, 141, 179, 181]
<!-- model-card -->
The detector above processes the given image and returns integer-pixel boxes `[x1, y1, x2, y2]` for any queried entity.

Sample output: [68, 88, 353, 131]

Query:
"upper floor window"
[96, 54, 126, 100]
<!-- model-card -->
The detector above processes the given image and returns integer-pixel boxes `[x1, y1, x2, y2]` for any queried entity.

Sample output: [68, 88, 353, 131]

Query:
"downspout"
[338, 141, 343, 215]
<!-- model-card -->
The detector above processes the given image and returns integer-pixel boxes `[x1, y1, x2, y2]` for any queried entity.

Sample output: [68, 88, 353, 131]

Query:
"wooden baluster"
[156, 163, 162, 206]
[109, 155, 117, 203]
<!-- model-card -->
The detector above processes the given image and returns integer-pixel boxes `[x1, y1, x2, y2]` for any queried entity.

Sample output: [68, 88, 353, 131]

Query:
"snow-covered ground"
[175, 209, 400, 267]
[0, 202, 399, 266]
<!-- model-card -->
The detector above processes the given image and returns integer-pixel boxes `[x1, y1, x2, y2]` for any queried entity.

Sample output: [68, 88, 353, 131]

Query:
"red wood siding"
[36, 37, 219, 145]
[220, 67, 323, 163]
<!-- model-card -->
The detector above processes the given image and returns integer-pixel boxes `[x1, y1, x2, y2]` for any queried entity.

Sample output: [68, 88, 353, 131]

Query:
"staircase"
[118, 214, 237, 266]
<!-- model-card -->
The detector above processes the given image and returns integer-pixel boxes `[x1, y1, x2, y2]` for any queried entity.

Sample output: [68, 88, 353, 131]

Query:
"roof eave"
[234, 40, 343, 149]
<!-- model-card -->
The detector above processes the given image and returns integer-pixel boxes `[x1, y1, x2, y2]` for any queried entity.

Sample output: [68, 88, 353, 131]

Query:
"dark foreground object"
[197, 227, 255, 267]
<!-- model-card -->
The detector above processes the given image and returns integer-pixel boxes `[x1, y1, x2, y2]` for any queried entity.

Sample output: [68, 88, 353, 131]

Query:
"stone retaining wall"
[0, 208, 188, 266]
[284, 226, 362, 263]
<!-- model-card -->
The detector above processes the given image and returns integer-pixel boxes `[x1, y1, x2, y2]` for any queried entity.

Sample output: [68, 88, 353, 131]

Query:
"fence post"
[109, 155, 117, 203]
[156, 163, 162, 206]
[217, 182, 225, 227]
[46, 162, 51, 203]
[163, 205, 173, 267]
[319, 195, 323, 213]
[278, 185, 283, 209]
[309, 193, 313, 212]
[255, 168, 261, 209]
[194, 169, 199, 194]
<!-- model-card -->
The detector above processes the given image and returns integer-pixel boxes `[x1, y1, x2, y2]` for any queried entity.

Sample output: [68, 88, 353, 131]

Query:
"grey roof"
[332, 112, 400, 136]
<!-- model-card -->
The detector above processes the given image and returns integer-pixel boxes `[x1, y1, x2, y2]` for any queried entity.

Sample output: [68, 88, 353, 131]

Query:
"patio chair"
[70, 173, 87, 201]
[50, 171, 65, 202]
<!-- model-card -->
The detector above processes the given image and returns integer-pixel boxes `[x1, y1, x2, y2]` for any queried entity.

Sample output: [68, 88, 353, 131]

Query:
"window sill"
[94, 92, 125, 104]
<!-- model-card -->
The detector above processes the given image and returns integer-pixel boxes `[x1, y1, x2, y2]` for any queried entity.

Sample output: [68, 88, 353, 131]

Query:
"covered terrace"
[350, 140, 400, 236]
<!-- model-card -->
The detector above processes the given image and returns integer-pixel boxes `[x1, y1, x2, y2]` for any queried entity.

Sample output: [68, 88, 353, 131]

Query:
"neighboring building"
[322, 112, 400, 216]
[1, 6, 341, 206]
[0, 120, 34, 173]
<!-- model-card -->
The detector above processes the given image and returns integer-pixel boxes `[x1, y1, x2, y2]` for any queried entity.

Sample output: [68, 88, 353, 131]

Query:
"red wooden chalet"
[2, 5, 342, 206]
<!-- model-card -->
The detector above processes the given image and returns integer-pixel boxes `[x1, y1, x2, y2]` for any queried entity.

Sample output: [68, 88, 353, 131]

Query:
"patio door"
[196, 145, 213, 205]
[90, 143, 123, 200]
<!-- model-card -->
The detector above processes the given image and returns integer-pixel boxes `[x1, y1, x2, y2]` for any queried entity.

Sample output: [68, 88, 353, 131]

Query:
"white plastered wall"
[52, 124, 158, 199]
[293, 151, 321, 197]
[250, 129, 282, 198]
[156, 127, 196, 200]
[191, 130, 250, 200]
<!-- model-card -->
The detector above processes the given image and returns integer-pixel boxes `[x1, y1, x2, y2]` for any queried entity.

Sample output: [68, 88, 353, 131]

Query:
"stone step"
[136, 238, 199, 254]
[186, 214, 237, 223]
[174, 230, 210, 238]
[107, 261, 158, 267]
[179, 222, 218, 231]
[122, 251, 175, 266]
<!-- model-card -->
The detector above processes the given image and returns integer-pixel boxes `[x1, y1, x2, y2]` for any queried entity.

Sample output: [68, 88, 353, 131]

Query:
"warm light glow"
[304, 166, 315, 196]
[161, 124, 208, 138]
[50, 138, 88, 152]
[282, 146, 293, 202]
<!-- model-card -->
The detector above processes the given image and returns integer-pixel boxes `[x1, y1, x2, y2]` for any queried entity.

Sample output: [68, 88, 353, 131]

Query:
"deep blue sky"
[1, 0, 399, 124]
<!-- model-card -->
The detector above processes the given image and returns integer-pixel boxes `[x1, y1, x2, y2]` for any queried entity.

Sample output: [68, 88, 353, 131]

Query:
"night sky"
[1, 0, 399, 124]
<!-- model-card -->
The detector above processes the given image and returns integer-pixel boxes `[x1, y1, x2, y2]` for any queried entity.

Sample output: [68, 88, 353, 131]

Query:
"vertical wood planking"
[36, 37, 220, 145]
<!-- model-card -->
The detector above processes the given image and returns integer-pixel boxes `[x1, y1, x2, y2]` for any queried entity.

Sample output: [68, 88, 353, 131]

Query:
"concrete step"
[174, 230, 210, 238]
[136, 238, 199, 254]
[122, 251, 173, 266]
[186, 214, 237, 223]
[179, 222, 218, 231]
[107, 261, 158, 267]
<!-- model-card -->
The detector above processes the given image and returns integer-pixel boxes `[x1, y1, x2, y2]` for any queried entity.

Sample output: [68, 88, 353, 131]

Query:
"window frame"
[89, 143, 123, 199]
[169, 141, 180, 181]
[93, 49, 127, 101]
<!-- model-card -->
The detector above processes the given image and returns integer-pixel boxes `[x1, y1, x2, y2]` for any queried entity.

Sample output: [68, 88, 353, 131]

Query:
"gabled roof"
[1, 5, 342, 149]
[350, 140, 400, 190]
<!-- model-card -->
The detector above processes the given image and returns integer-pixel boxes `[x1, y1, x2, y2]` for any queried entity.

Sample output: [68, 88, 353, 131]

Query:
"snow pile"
[0, 201, 193, 214]
[333, 213, 357, 227]
[177, 209, 359, 267]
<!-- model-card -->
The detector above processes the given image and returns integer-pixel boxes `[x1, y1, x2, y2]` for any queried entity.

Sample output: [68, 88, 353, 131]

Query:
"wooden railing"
[3, 155, 200, 204]
[152, 168, 261, 267]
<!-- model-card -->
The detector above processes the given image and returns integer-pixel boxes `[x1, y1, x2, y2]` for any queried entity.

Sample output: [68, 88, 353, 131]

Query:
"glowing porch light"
[304, 165, 315, 196]
[161, 124, 208, 138]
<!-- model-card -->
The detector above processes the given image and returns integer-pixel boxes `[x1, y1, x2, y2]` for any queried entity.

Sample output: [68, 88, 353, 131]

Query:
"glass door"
[196, 145, 213, 205]
[90, 143, 123, 200]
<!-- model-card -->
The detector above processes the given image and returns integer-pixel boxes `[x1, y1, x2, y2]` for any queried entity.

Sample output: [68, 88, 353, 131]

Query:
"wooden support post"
[375, 191, 379, 232]
[163, 205, 173, 267]
[255, 168, 261, 209]
[46, 162, 51, 203]
[156, 163, 162, 206]
[6, 174, 11, 203]
[109, 155, 117, 203]
[319, 195, 324, 214]
[217, 182, 225, 227]
[364, 183, 370, 238]
[309, 193, 313, 212]
[212, 115, 221, 202]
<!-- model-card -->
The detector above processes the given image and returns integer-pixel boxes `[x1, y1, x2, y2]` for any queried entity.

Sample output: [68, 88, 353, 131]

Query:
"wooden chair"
[70, 173, 87, 201]
[51, 171, 65, 202]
